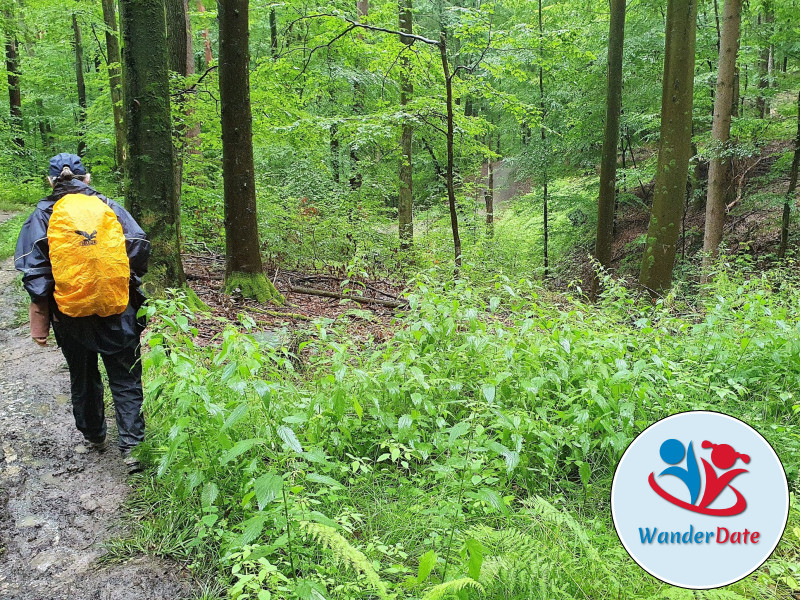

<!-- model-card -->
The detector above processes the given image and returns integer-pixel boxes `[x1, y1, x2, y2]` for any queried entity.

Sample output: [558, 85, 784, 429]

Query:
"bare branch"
[172, 66, 219, 97]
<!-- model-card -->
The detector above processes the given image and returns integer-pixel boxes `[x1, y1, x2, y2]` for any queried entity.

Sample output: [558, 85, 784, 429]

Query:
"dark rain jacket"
[14, 179, 150, 354]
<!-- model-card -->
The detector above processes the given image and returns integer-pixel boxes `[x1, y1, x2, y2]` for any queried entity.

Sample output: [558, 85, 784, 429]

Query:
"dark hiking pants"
[58, 336, 145, 451]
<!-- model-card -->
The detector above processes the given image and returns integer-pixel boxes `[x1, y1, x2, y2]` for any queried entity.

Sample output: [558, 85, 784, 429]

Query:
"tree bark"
[197, 0, 214, 66]
[36, 98, 52, 150]
[701, 0, 741, 277]
[330, 122, 340, 183]
[539, 0, 548, 278]
[218, 0, 283, 303]
[269, 7, 278, 58]
[593, 0, 626, 296]
[778, 91, 800, 258]
[485, 135, 494, 237]
[167, 0, 193, 76]
[101, 0, 125, 171]
[756, 7, 773, 118]
[4, 9, 22, 148]
[440, 33, 461, 270]
[72, 14, 87, 156]
[398, 0, 413, 249]
[639, 0, 697, 295]
[120, 0, 186, 289]
[166, 0, 196, 226]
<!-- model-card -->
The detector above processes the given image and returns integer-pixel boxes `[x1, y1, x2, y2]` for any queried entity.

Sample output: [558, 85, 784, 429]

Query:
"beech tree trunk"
[197, 0, 214, 66]
[485, 137, 494, 237]
[639, 0, 697, 295]
[270, 7, 278, 58]
[539, 0, 549, 278]
[120, 0, 186, 288]
[167, 0, 196, 224]
[72, 14, 87, 156]
[593, 0, 626, 296]
[778, 91, 800, 258]
[398, 0, 413, 249]
[756, 8, 773, 119]
[701, 0, 741, 277]
[167, 0, 193, 76]
[101, 0, 125, 171]
[440, 33, 461, 270]
[5, 11, 22, 148]
[218, 0, 283, 303]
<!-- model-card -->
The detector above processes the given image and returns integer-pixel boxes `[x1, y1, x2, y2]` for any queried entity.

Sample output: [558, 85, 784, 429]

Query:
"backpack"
[47, 193, 130, 317]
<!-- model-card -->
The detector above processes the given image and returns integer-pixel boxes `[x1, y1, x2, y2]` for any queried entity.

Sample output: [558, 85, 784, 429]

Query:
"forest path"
[0, 213, 191, 599]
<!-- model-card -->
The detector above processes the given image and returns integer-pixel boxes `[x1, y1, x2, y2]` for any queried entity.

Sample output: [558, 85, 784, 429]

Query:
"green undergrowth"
[0, 213, 26, 260]
[118, 261, 800, 599]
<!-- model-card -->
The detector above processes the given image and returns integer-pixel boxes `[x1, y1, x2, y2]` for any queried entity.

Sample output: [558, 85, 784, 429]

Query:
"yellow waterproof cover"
[48, 193, 130, 317]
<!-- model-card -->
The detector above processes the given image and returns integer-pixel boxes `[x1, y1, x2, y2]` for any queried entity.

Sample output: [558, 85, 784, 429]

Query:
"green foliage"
[0, 214, 26, 260]
[120, 261, 800, 598]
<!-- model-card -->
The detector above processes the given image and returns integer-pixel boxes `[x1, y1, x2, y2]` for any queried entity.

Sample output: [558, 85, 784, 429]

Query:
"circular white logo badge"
[611, 411, 789, 589]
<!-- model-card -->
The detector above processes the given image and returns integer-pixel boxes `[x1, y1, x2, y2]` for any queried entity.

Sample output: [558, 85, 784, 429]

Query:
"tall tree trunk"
[639, 0, 697, 295]
[5, 11, 22, 148]
[218, 0, 283, 303]
[701, 0, 741, 278]
[593, 0, 626, 297]
[167, 0, 193, 76]
[398, 0, 413, 249]
[269, 7, 278, 58]
[101, 0, 125, 171]
[330, 122, 340, 183]
[539, 0, 548, 278]
[440, 33, 461, 270]
[72, 14, 87, 156]
[167, 0, 196, 224]
[778, 91, 800, 258]
[120, 0, 186, 289]
[756, 7, 773, 118]
[485, 135, 494, 237]
[197, 0, 214, 66]
[36, 98, 51, 150]
[350, 0, 368, 188]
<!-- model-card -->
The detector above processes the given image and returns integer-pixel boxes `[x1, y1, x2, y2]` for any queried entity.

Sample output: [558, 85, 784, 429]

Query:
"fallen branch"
[248, 306, 313, 321]
[289, 285, 406, 308]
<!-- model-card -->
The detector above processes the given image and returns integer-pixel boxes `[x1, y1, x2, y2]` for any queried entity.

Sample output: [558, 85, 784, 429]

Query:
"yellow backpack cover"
[47, 193, 130, 317]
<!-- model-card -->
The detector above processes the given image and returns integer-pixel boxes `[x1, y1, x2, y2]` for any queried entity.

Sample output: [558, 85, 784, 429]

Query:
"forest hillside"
[0, 0, 799, 598]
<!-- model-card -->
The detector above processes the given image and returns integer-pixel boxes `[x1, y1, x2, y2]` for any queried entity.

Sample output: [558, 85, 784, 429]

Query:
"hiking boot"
[86, 436, 109, 452]
[121, 448, 142, 474]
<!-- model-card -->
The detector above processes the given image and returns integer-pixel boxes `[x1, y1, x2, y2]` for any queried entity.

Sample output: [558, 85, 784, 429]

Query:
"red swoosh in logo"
[648, 472, 747, 516]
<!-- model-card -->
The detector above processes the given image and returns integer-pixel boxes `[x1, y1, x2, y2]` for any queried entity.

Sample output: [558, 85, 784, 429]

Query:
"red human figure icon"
[698, 441, 750, 510]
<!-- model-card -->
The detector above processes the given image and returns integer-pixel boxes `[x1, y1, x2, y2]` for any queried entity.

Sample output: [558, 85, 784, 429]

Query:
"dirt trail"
[0, 215, 191, 599]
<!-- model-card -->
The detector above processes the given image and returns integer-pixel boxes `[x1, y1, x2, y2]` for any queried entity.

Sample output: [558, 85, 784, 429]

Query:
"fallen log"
[288, 285, 407, 309]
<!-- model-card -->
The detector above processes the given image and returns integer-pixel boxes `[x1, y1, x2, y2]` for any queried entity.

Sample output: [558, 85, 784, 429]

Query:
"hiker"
[14, 153, 150, 472]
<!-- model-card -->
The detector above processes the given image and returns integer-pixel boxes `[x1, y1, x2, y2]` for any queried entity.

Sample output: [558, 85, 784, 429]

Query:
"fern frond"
[298, 521, 388, 598]
[421, 577, 484, 600]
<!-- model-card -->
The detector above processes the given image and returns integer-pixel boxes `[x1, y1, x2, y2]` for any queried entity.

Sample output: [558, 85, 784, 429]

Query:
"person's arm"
[14, 209, 54, 345]
[14, 209, 54, 302]
[29, 300, 50, 346]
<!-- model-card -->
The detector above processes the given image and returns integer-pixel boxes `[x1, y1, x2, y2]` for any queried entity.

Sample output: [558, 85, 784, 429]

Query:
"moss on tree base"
[226, 271, 285, 305]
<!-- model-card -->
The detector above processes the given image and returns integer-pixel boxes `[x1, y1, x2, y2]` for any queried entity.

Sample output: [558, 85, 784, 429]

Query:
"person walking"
[14, 153, 150, 472]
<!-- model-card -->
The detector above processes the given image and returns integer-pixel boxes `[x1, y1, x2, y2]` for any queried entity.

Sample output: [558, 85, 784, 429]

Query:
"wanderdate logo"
[611, 411, 789, 589]
[649, 438, 749, 516]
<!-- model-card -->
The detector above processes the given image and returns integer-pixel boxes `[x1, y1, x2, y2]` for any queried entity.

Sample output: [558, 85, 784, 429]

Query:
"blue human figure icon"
[658, 439, 701, 505]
